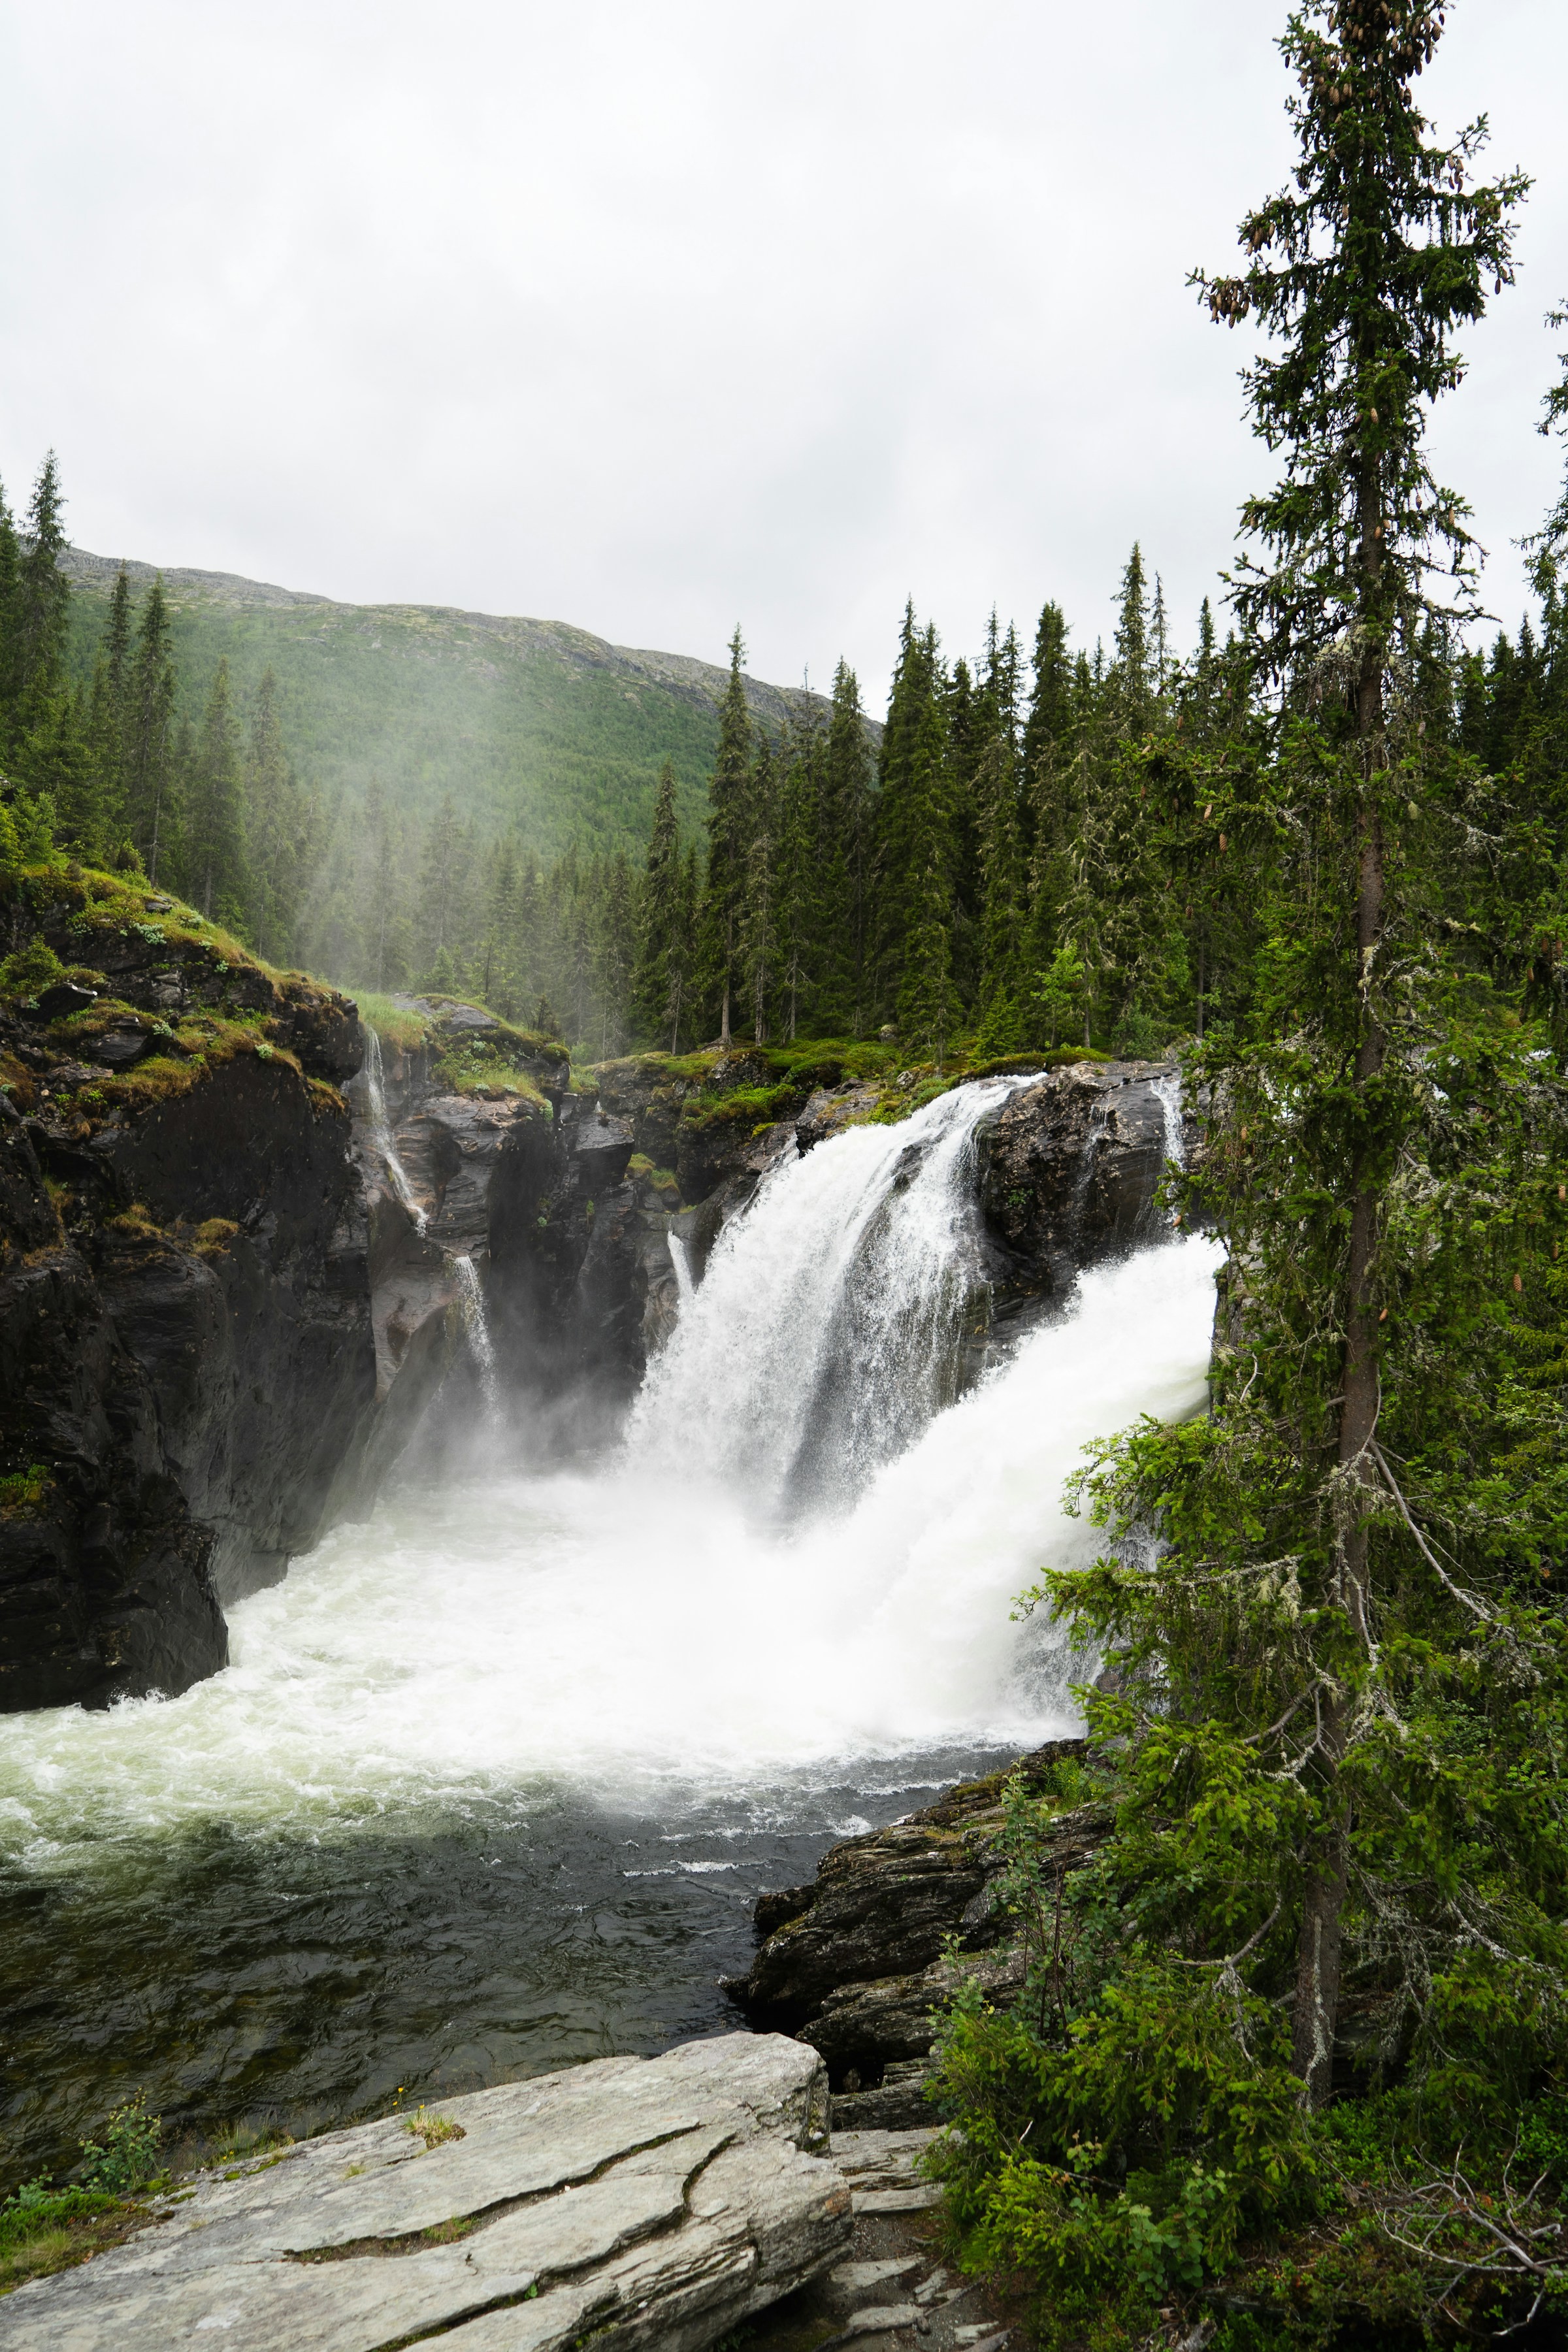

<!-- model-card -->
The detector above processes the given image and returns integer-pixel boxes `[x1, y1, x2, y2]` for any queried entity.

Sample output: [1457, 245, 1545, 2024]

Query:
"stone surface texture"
[0, 906, 376, 1712]
[734, 1742, 1109, 2104]
[739, 2125, 1018, 2352]
[1, 2034, 848, 2352]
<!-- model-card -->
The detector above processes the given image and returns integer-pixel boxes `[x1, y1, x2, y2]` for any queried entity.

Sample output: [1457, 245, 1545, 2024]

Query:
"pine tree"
[894, 687, 957, 1060]
[815, 659, 872, 1034]
[418, 792, 466, 983]
[774, 727, 820, 1042]
[872, 609, 950, 1030]
[123, 578, 178, 881]
[0, 477, 20, 738]
[12, 453, 71, 729]
[632, 758, 684, 1046]
[740, 731, 779, 1043]
[698, 628, 751, 1044]
[88, 563, 135, 844]
[186, 658, 248, 923]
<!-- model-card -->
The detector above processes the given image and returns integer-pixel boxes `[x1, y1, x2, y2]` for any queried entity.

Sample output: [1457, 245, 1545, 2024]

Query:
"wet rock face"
[732, 1742, 1106, 2097]
[973, 1060, 1183, 1345]
[2, 2034, 849, 2352]
[0, 888, 378, 1710]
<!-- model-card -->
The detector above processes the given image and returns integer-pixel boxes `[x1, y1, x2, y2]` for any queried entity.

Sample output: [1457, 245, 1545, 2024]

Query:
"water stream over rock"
[0, 1077, 1218, 2184]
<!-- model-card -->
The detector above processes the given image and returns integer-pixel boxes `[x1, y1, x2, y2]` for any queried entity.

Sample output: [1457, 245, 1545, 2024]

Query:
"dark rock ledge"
[729, 1740, 1109, 2130]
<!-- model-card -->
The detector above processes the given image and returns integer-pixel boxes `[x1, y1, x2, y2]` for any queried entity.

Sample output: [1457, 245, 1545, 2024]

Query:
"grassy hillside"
[61, 551, 844, 858]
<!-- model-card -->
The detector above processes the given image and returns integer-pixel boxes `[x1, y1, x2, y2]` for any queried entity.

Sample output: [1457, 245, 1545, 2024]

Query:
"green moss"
[353, 992, 434, 1055]
[0, 1465, 52, 1517]
[191, 1218, 240, 1256]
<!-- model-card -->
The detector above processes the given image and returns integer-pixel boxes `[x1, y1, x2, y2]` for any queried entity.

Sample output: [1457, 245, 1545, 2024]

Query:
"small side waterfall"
[354, 1026, 427, 1232]
[453, 1254, 500, 1415]
[666, 1232, 695, 1307]
[628, 1076, 1034, 1512]
[1152, 1070, 1186, 1174]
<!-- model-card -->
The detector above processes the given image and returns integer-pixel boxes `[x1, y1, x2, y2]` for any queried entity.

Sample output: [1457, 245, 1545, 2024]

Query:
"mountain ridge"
[60, 548, 872, 858]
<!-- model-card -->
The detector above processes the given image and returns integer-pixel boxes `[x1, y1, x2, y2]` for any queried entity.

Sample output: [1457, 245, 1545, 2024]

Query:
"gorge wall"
[0, 874, 1187, 1716]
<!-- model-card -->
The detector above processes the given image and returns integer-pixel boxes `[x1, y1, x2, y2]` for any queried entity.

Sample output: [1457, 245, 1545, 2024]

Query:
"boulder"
[36, 982, 98, 1022]
[733, 1744, 1107, 2089]
[2, 2034, 849, 2352]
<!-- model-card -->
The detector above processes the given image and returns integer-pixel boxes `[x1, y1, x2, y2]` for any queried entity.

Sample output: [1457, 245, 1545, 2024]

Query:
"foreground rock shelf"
[4, 2036, 848, 2352]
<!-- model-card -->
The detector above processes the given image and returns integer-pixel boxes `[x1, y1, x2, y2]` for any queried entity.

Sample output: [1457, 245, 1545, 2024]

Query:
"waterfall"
[354, 1025, 427, 1232]
[453, 1254, 499, 1415]
[628, 1076, 1031, 1514]
[1152, 1068, 1186, 1174]
[0, 1068, 1220, 1805]
[667, 1232, 695, 1306]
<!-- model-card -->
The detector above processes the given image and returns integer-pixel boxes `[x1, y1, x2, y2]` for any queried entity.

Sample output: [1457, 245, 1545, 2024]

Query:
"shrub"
[78, 2092, 163, 2195]
[0, 936, 64, 1000]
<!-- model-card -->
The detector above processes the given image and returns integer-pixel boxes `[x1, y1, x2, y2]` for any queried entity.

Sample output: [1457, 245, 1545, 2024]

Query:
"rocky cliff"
[0, 873, 373, 1712]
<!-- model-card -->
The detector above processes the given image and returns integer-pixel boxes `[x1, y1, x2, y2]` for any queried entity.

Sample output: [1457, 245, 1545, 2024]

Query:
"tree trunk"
[1291, 495, 1387, 2102]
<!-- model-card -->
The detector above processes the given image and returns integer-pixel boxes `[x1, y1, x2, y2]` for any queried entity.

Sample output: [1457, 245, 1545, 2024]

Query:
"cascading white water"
[666, 1232, 695, 1307]
[630, 1077, 1028, 1513]
[0, 1077, 1220, 1841]
[453, 1252, 500, 1415]
[353, 1025, 427, 1232]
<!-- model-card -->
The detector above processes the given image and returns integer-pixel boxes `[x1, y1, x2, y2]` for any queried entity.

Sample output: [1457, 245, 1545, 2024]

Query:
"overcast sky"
[3, 0, 1565, 706]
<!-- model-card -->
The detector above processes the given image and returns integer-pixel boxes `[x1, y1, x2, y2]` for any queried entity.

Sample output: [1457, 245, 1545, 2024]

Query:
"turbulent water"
[0, 1078, 1220, 2182]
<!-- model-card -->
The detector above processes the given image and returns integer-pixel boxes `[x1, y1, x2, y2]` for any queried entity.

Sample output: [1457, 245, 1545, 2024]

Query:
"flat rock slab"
[3, 2034, 849, 2352]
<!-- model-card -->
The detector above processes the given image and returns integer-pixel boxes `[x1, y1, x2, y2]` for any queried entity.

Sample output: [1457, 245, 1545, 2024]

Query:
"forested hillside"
[57, 551, 834, 864]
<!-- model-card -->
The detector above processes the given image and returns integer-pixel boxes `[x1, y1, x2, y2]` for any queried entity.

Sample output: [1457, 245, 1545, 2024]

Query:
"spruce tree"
[872, 608, 949, 1029]
[932, 11, 1565, 2332]
[12, 453, 71, 728]
[632, 758, 684, 1046]
[483, 833, 522, 1015]
[698, 629, 751, 1044]
[0, 477, 20, 738]
[88, 563, 135, 844]
[123, 578, 178, 881]
[815, 659, 873, 1034]
[774, 727, 820, 1042]
[419, 792, 467, 983]
[740, 730, 779, 1043]
[1192, 0, 1530, 2100]
[894, 685, 957, 1060]
[187, 659, 248, 923]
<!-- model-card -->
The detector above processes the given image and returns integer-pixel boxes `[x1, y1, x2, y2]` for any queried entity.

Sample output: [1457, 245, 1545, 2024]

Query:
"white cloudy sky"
[3, 0, 1565, 704]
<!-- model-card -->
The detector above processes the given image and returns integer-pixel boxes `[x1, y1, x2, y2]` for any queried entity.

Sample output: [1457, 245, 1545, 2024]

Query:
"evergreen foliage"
[924, 6, 1568, 2343]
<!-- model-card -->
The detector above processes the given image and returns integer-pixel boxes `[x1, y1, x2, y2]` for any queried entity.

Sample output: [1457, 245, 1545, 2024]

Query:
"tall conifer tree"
[699, 629, 751, 1045]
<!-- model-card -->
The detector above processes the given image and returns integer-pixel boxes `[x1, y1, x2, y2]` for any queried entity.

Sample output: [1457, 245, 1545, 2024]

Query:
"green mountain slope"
[61, 550, 843, 858]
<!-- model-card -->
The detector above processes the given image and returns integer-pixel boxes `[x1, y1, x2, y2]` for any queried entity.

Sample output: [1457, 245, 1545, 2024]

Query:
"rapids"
[0, 1078, 1220, 2181]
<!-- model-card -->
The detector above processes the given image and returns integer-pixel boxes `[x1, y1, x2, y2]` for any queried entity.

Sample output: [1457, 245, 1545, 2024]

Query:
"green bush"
[0, 936, 65, 1000]
[78, 2092, 163, 2195]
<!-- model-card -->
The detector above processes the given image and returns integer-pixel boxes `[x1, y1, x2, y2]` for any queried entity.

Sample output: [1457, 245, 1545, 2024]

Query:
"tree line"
[5, 459, 1561, 1076]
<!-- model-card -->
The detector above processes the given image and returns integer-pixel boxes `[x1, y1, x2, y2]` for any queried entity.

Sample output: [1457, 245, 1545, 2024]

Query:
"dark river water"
[0, 1750, 1006, 2189]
